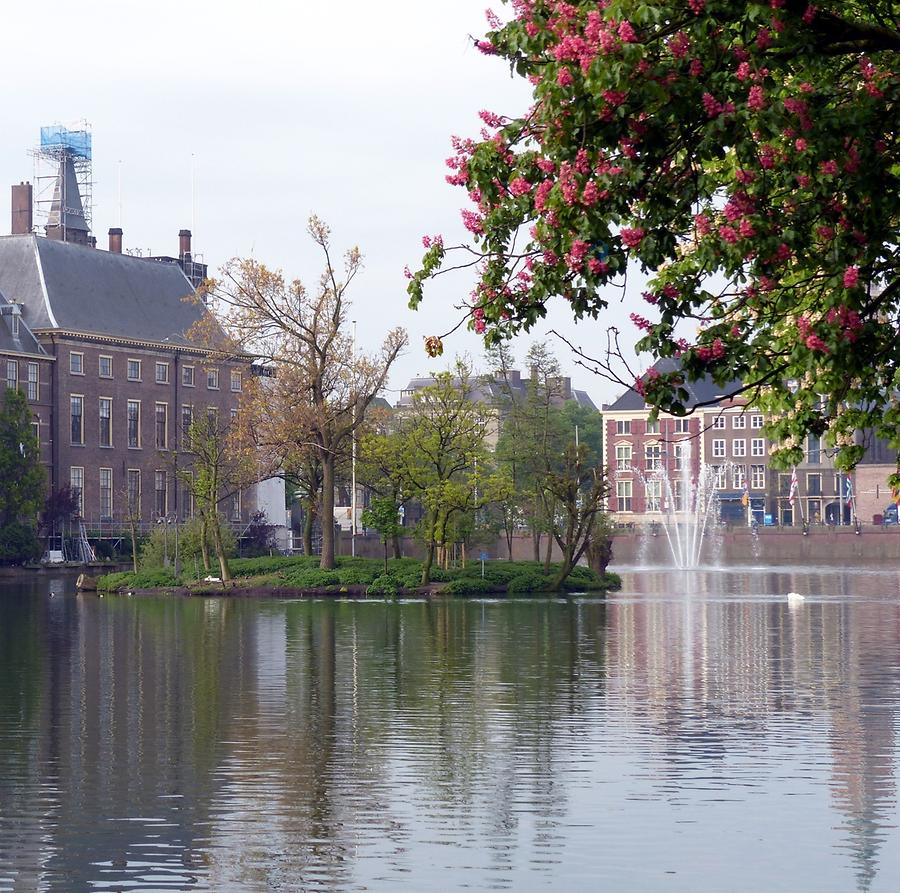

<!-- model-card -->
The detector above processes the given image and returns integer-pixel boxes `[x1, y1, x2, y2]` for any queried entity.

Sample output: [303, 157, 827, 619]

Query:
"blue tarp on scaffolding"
[40, 125, 91, 159]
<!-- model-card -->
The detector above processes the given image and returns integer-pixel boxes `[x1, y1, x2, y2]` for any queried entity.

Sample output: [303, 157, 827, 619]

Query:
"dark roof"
[47, 158, 89, 233]
[0, 288, 45, 356]
[0, 235, 211, 346]
[606, 358, 741, 412]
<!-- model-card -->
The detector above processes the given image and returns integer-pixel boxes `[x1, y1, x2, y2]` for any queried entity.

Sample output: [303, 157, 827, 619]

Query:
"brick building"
[0, 172, 257, 534]
[605, 360, 856, 527]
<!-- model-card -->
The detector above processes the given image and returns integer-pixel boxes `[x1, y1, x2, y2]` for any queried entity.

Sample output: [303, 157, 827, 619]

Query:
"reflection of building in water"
[604, 583, 900, 890]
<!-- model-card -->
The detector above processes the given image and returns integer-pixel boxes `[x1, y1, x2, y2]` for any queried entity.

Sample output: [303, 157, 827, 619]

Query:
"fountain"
[633, 442, 724, 569]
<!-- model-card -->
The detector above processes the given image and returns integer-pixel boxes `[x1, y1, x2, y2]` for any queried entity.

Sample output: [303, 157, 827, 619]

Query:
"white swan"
[786, 591, 805, 603]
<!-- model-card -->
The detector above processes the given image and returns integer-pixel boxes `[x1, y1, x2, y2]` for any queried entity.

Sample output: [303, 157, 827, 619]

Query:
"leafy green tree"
[361, 362, 511, 584]
[411, 1, 900, 482]
[361, 497, 403, 574]
[0, 388, 44, 528]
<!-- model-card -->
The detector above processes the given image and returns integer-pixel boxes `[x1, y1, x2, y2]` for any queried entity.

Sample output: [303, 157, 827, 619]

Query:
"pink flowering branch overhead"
[408, 0, 900, 477]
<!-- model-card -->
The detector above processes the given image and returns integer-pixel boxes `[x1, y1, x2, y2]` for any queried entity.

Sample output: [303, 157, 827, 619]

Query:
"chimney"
[11, 182, 33, 235]
[108, 227, 123, 254]
[179, 228, 192, 260]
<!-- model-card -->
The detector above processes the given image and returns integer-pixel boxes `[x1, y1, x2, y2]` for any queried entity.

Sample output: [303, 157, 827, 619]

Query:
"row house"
[605, 360, 853, 527]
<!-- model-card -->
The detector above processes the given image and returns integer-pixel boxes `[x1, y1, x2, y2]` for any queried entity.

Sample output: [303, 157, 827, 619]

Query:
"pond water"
[1, 563, 899, 892]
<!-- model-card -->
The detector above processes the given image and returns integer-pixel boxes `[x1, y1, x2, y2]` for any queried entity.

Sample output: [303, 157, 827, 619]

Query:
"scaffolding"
[30, 121, 94, 240]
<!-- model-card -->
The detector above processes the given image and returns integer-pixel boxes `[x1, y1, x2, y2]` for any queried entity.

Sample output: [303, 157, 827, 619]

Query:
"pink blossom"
[735, 169, 756, 185]
[794, 138, 808, 151]
[509, 177, 532, 196]
[805, 333, 828, 353]
[667, 31, 691, 59]
[533, 180, 554, 212]
[476, 41, 496, 55]
[719, 225, 740, 244]
[557, 67, 574, 87]
[739, 219, 756, 238]
[620, 227, 645, 249]
[461, 209, 484, 234]
[843, 266, 859, 288]
[617, 21, 637, 43]
[756, 27, 772, 50]
[689, 59, 704, 77]
[819, 159, 838, 175]
[747, 85, 766, 110]
[688, 0, 705, 14]
[582, 181, 600, 206]
[630, 312, 652, 331]
[403, 265, 413, 280]
[587, 258, 608, 275]
[702, 93, 722, 117]
[802, 5, 817, 24]
[485, 8, 502, 29]
[816, 226, 834, 241]
[736, 61, 751, 81]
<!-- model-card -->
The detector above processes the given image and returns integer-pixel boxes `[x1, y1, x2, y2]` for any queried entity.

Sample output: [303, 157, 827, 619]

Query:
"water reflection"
[0, 568, 898, 892]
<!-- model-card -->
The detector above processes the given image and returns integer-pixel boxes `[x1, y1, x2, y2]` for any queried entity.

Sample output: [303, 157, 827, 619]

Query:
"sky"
[1, 0, 643, 406]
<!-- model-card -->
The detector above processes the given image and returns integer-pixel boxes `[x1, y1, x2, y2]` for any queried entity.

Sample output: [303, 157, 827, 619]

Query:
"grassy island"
[96, 555, 621, 598]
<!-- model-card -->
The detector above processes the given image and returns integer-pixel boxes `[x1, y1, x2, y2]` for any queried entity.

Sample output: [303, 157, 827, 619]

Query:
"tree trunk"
[199, 512, 211, 572]
[303, 503, 314, 555]
[420, 512, 436, 586]
[319, 451, 336, 569]
[128, 516, 139, 573]
[383, 539, 389, 576]
[211, 517, 232, 582]
[392, 532, 402, 559]
[551, 549, 574, 590]
[544, 526, 553, 573]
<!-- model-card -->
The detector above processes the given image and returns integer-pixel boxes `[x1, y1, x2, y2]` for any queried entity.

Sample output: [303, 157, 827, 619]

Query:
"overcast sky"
[1, 0, 643, 406]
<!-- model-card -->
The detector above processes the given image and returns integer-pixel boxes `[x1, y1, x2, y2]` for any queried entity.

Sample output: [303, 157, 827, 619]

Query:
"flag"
[844, 476, 854, 501]
[788, 467, 799, 506]
[741, 479, 750, 507]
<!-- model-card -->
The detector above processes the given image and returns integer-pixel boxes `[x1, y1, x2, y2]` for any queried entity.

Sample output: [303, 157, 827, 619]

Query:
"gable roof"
[606, 358, 742, 412]
[0, 234, 211, 346]
[0, 287, 46, 357]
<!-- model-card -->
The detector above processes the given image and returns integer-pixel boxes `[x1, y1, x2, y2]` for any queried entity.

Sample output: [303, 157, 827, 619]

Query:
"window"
[616, 479, 633, 512]
[100, 468, 112, 518]
[155, 362, 169, 384]
[732, 439, 746, 458]
[69, 352, 84, 375]
[154, 470, 168, 517]
[228, 489, 241, 520]
[99, 398, 112, 447]
[673, 442, 685, 470]
[751, 465, 766, 489]
[206, 368, 219, 390]
[6, 359, 17, 390]
[807, 435, 821, 464]
[674, 418, 690, 433]
[807, 472, 822, 496]
[181, 404, 193, 446]
[230, 369, 242, 392]
[672, 479, 684, 512]
[181, 473, 193, 520]
[615, 444, 632, 471]
[206, 406, 219, 434]
[712, 465, 727, 489]
[645, 444, 662, 470]
[127, 359, 142, 381]
[751, 438, 765, 457]
[615, 419, 631, 435]
[645, 479, 662, 512]
[230, 408, 238, 424]
[127, 469, 141, 518]
[31, 419, 40, 444]
[645, 419, 659, 435]
[182, 365, 195, 387]
[70, 395, 84, 445]
[712, 415, 726, 429]
[732, 415, 746, 429]
[732, 464, 746, 490]
[751, 414, 764, 429]
[69, 467, 84, 515]
[155, 403, 168, 449]
[11, 312, 19, 338]
[99, 355, 113, 378]
[712, 439, 726, 458]
[127, 400, 141, 448]
[778, 473, 792, 497]
[26, 363, 38, 401]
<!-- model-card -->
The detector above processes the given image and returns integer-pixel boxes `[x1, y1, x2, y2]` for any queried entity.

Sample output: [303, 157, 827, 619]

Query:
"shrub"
[0, 522, 41, 565]
[507, 572, 554, 593]
[97, 568, 179, 591]
[97, 571, 135, 591]
[227, 555, 317, 578]
[444, 577, 496, 595]
[283, 568, 340, 589]
[367, 574, 400, 596]
[336, 565, 381, 586]
[240, 510, 278, 557]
